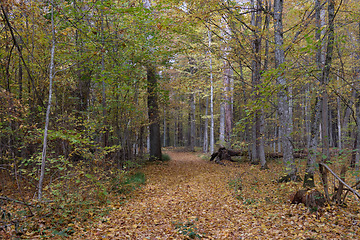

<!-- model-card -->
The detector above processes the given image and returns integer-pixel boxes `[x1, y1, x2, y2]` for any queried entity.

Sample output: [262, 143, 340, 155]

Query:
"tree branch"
[319, 163, 360, 201]
[0, 196, 35, 207]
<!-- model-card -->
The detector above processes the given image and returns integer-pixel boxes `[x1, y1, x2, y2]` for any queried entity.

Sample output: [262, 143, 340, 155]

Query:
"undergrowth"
[0, 157, 147, 238]
[174, 218, 204, 239]
[162, 153, 171, 162]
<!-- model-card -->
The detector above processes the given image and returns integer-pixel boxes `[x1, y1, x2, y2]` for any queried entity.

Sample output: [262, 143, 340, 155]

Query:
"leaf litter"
[72, 151, 360, 239]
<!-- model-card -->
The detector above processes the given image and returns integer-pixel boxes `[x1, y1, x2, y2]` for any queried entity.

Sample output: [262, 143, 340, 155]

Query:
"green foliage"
[228, 174, 257, 204]
[162, 153, 171, 162]
[228, 175, 243, 199]
[174, 219, 203, 239]
[112, 171, 146, 195]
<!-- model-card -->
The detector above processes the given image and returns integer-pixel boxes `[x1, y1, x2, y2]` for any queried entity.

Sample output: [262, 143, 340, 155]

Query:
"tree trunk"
[250, 0, 264, 166]
[101, 0, 108, 147]
[220, 9, 233, 148]
[219, 101, 225, 145]
[38, 0, 56, 200]
[163, 109, 167, 147]
[208, 29, 215, 153]
[342, 89, 356, 149]
[203, 93, 209, 153]
[353, 21, 360, 179]
[143, 0, 162, 161]
[303, 0, 323, 188]
[337, 96, 342, 150]
[319, 0, 335, 202]
[355, 90, 360, 189]
[147, 67, 162, 161]
[304, 97, 321, 188]
[274, 0, 297, 181]
[18, 51, 22, 101]
[260, 0, 270, 170]
[189, 93, 196, 151]
[224, 67, 232, 148]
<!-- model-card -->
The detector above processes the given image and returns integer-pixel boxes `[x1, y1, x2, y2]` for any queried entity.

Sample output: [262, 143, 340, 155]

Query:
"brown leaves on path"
[74, 151, 360, 239]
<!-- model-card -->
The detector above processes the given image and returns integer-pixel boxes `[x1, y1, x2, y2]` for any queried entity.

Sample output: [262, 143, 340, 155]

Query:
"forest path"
[79, 151, 250, 239]
[74, 151, 360, 239]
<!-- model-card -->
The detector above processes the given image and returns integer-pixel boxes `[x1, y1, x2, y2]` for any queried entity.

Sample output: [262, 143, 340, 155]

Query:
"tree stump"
[290, 189, 326, 210]
[210, 147, 243, 165]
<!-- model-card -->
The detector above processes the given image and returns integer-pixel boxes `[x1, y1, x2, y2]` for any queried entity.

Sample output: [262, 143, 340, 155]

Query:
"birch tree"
[38, 0, 56, 200]
[209, 29, 215, 153]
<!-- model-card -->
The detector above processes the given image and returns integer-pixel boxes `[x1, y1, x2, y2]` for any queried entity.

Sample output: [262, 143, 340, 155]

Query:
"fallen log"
[210, 148, 307, 164]
[210, 147, 245, 164]
[265, 152, 307, 159]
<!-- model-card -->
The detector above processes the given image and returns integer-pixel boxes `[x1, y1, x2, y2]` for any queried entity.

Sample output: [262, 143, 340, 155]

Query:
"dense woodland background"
[1, 0, 360, 238]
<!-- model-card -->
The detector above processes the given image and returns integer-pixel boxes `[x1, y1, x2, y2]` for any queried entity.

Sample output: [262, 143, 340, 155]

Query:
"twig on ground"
[0, 196, 35, 207]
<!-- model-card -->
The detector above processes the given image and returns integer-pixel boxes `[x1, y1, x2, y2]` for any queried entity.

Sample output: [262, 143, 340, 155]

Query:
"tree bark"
[101, 0, 108, 147]
[189, 93, 196, 151]
[274, 0, 297, 180]
[143, 0, 162, 161]
[304, 97, 321, 188]
[203, 91, 209, 153]
[147, 67, 162, 161]
[38, 0, 56, 200]
[350, 22, 360, 168]
[303, 0, 323, 188]
[355, 90, 360, 188]
[318, 0, 336, 202]
[208, 29, 215, 153]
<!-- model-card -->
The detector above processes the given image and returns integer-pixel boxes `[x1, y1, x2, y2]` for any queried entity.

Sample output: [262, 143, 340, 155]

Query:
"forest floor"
[70, 150, 360, 239]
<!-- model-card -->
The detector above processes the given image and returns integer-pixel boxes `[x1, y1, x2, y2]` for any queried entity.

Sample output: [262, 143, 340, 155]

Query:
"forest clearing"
[2, 0, 360, 239]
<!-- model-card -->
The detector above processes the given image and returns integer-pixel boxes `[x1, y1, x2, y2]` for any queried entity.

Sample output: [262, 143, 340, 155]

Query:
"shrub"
[113, 171, 146, 195]
[162, 153, 171, 162]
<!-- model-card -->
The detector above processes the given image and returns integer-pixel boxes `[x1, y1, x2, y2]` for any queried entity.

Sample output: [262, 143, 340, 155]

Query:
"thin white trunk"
[203, 96, 209, 153]
[38, 0, 56, 200]
[219, 102, 225, 145]
[337, 97, 342, 150]
[208, 29, 215, 153]
[101, 0, 107, 146]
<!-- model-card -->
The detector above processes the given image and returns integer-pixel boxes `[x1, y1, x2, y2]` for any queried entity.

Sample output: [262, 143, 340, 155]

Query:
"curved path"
[75, 151, 359, 239]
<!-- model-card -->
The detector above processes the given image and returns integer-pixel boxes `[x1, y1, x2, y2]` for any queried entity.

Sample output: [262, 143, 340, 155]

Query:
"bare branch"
[319, 163, 360, 201]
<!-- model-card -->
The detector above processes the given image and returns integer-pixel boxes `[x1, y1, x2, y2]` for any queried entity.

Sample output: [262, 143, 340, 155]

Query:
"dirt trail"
[77, 151, 248, 239]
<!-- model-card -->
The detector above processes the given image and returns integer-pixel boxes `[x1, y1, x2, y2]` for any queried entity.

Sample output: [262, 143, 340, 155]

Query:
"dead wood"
[320, 163, 360, 202]
[0, 196, 34, 208]
[333, 165, 346, 204]
[266, 152, 307, 159]
[210, 147, 244, 164]
[210, 148, 307, 165]
[290, 189, 326, 210]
